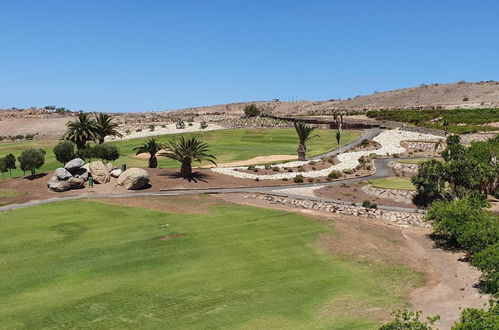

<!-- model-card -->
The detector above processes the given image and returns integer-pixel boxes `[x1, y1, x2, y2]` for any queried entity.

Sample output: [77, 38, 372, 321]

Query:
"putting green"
[0, 128, 361, 179]
[0, 196, 423, 329]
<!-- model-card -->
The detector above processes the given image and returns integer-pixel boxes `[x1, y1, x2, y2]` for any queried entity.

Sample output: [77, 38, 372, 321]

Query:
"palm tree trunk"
[180, 162, 192, 178]
[297, 143, 306, 161]
[149, 156, 158, 168]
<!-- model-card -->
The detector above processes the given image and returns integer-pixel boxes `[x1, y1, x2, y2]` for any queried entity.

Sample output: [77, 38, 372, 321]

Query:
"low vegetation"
[366, 108, 499, 134]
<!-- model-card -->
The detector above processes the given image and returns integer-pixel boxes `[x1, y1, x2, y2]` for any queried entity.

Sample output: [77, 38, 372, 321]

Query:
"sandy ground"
[201, 155, 297, 168]
[315, 183, 418, 209]
[219, 193, 490, 329]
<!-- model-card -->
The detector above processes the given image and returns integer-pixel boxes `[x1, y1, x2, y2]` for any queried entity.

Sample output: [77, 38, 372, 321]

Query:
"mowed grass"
[0, 128, 361, 179]
[0, 197, 423, 329]
[368, 177, 416, 191]
[396, 158, 439, 165]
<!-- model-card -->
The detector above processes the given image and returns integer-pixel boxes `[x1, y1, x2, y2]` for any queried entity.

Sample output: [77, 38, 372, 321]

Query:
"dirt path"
[218, 193, 490, 329]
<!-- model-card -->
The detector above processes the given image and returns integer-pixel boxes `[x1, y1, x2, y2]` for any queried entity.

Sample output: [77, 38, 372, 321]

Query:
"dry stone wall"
[360, 185, 415, 204]
[245, 194, 428, 228]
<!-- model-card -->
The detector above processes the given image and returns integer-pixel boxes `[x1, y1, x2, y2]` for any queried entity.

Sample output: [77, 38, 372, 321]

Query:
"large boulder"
[47, 177, 70, 192]
[64, 158, 85, 172]
[117, 168, 150, 190]
[73, 167, 89, 181]
[68, 177, 85, 189]
[54, 167, 72, 181]
[110, 168, 122, 178]
[89, 161, 110, 184]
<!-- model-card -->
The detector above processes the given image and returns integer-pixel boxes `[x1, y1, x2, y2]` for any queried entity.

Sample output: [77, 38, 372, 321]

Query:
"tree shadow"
[160, 171, 211, 183]
[24, 173, 48, 181]
[427, 232, 464, 253]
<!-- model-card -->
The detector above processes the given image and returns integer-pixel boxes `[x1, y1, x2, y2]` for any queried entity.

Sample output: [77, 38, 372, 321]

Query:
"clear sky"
[1, 0, 498, 112]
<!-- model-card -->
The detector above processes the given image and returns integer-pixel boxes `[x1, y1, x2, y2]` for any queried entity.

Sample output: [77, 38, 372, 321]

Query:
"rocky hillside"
[163, 80, 499, 116]
[1, 80, 498, 139]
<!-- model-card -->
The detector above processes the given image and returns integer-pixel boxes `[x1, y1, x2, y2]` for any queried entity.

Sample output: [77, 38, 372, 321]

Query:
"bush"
[18, 148, 46, 175]
[243, 104, 260, 117]
[471, 244, 499, 293]
[200, 121, 208, 129]
[91, 144, 120, 162]
[362, 200, 378, 209]
[342, 169, 354, 175]
[452, 301, 499, 330]
[379, 309, 439, 330]
[327, 170, 342, 179]
[176, 119, 185, 129]
[293, 175, 304, 183]
[53, 141, 75, 164]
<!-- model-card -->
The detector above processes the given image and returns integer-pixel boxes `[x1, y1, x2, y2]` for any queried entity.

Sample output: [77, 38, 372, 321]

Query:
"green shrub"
[18, 148, 46, 175]
[243, 104, 260, 117]
[293, 175, 304, 183]
[327, 170, 342, 179]
[379, 309, 439, 330]
[91, 144, 120, 162]
[53, 140, 75, 164]
[452, 301, 499, 330]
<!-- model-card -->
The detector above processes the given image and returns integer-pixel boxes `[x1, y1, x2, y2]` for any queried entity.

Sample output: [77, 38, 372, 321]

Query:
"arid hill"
[1, 80, 498, 139]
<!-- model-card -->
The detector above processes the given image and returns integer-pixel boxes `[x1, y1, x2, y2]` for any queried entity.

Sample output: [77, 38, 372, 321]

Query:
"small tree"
[293, 122, 320, 161]
[53, 140, 75, 164]
[0, 157, 8, 178]
[133, 138, 163, 168]
[91, 144, 120, 162]
[17, 148, 46, 175]
[379, 309, 439, 330]
[4, 153, 16, 176]
[336, 130, 342, 153]
[163, 137, 217, 178]
[243, 104, 260, 117]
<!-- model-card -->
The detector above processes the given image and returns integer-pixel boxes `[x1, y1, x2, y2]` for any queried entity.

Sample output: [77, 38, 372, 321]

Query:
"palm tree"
[163, 137, 217, 178]
[133, 138, 163, 168]
[95, 113, 123, 144]
[293, 122, 319, 161]
[64, 112, 98, 149]
[336, 130, 342, 153]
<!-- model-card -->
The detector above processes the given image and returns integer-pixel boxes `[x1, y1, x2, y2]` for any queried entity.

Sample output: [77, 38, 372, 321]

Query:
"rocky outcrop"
[68, 177, 85, 189]
[116, 168, 150, 190]
[47, 178, 70, 192]
[64, 158, 85, 172]
[89, 161, 110, 184]
[54, 167, 72, 181]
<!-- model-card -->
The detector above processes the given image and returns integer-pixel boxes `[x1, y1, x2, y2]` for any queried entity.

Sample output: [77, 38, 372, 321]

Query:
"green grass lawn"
[0, 197, 423, 329]
[0, 128, 361, 179]
[396, 158, 438, 165]
[368, 177, 416, 191]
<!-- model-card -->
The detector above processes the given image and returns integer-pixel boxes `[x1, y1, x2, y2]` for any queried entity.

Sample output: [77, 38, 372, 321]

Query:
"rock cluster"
[47, 159, 127, 192]
[245, 194, 428, 228]
[387, 161, 419, 176]
[48, 158, 89, 192]
[360, 185, 415, 204]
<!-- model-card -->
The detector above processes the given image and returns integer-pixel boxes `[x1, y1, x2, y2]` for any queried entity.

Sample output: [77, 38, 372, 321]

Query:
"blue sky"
[1, 0, 498, 112]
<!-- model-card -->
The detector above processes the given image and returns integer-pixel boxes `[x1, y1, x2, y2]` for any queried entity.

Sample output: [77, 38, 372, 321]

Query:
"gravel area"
[212, 129, 443, 180]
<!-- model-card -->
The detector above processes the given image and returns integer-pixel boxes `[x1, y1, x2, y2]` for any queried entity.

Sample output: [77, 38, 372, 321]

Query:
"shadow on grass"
[159, 171, 211, 183]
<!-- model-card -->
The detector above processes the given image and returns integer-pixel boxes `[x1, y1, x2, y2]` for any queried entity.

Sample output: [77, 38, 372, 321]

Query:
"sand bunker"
[201, 155, 297, 168]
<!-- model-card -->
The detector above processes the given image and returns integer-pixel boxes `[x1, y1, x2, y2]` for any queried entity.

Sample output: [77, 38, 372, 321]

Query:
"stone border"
[360, 184, 415, 204]
[244, 193, 428, 228]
